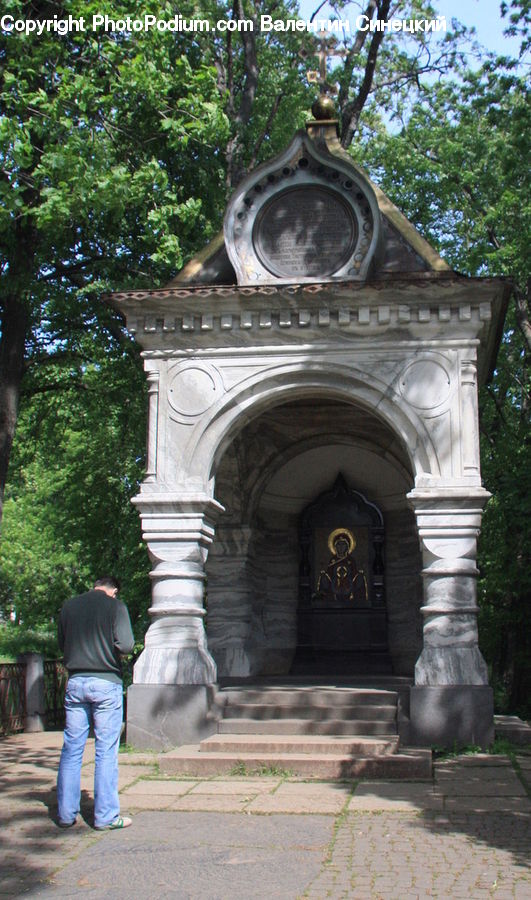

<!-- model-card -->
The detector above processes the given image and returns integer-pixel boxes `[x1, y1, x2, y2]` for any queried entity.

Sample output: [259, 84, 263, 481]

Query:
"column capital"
[407, 486, 491, 512]
[132, 490, 224, 515]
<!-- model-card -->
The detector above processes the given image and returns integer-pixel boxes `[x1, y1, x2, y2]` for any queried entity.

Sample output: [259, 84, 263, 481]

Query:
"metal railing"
[0, 662, 26, 736]
[0, 657, 132, 735]
[44, 660, 68, 729]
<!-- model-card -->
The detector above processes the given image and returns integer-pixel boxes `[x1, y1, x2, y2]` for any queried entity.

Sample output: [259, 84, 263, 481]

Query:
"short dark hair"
[94, 576, 121, 591]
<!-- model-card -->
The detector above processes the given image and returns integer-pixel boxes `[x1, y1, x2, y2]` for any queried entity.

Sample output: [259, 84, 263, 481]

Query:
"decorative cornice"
[120, 301, 493, 337]
[108, 273, 502, 303]
[106, 275, 510, 386]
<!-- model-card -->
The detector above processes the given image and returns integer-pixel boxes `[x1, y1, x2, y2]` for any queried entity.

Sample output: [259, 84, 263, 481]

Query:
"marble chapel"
[109, 96, 509, 753]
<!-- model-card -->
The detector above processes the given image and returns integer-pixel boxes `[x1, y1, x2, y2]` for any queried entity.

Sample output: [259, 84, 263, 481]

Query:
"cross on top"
[304, 30, 348, 96]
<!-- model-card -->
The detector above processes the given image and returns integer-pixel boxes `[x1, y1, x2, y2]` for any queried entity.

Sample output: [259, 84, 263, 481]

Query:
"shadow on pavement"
[0, 735, 96, 897]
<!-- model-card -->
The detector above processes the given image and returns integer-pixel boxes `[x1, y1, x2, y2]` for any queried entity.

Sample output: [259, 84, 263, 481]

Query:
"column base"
[133, 647, 217, 685]
[409, 685, 494, 749]
[126, 684, 220, 751]
[415, 646, 489, 685]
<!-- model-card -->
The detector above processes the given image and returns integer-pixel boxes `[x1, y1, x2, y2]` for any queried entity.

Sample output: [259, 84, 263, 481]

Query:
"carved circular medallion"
[253, 186, 358, 279]
[168, 363, 222, 420]
[399, 360, 451, 410]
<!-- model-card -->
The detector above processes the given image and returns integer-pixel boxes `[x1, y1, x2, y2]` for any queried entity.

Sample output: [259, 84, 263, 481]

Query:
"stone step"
[218, 688, 398, 707]
[201, 734, 399, 756]
[494, 715, 531, 746]
[219, 676, 412, 687]
[218, 718, 397, 736]
[219, 703, 397, 722]
[159, 746, 433, 780]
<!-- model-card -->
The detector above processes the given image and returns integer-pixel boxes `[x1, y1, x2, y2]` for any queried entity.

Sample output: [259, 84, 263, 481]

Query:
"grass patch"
[229, 761, 294, 778]
[433, 736, 526, 760]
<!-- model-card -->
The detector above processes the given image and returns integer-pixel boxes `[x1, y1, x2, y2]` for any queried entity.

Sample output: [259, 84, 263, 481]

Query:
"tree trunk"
[514, 282, 531, 356]
[0, 237, 33, 530]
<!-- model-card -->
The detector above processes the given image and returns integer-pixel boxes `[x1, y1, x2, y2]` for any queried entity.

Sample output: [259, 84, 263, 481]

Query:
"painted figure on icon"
[317, 528, 368, 604]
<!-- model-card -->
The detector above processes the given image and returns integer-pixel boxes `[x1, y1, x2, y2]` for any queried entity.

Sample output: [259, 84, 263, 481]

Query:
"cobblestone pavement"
[0, 732, 530, 899]
[303, 811, 531, 899]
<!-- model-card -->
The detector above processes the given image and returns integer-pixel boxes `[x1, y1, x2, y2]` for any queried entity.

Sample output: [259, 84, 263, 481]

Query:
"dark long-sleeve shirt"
[58, 589, 134, 684]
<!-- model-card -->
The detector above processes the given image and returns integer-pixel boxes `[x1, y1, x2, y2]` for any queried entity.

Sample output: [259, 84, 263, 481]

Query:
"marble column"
[126, 493, 224, 749]
[132, 494, 222, 684]
[407, 489, 494, 747]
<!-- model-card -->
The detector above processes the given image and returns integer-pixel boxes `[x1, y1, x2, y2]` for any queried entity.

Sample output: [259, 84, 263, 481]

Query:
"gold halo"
[328, 527, 356, 555]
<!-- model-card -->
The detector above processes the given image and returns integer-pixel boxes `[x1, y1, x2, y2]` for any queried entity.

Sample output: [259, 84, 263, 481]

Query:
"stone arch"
[205, 393, 424, 679]
[182, 363, 441, 489]
[243, 430, 413, 523]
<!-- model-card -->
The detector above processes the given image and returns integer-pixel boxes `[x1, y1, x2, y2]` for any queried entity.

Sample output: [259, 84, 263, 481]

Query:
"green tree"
[0, 0, 231, 528]
[348, 56, 530, 712]
[0, 339, 150, 635]
[0, 0, 474, 533]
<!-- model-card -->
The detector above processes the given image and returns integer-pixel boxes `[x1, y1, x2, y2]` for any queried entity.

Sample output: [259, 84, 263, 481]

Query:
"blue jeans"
[57, 676, 123, 827]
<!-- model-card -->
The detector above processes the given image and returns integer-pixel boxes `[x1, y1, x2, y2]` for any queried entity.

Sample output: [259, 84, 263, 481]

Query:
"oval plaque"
[253, 186, 358, 279]
[168, 364, 221, 420]
[399, 360, 451, 410]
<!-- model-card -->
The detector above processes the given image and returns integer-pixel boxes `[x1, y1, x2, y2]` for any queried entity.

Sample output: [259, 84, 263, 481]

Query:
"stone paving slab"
[81, 763, 158, 792]
[259, 781, 346, 799]
[169, 793, 256, 813]
[121, 793, 176, 811]
[435, 763, 518, 780]
[443, 797, 530, 813]
[304, 811, 531, 900]
[349, 781, 444, 811]
[122, 778, 194, 797]
[28, 812, 334, 899]
[0, 804, 97, 897]
[245, 783, 350, 815]
[190, 778, 279, 795]
[435, 777, 527, 796]
[1, 732, 530, 898]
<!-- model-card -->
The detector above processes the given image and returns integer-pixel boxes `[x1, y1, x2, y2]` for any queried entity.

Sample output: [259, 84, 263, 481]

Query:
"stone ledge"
[158, 745, 432, 779]
[494, 715, 531, 747]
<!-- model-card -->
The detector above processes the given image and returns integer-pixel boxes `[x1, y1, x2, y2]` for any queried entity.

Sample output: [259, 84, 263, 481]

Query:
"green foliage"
[0, 0, 236, 635]
[350, 69, 530, 282]
[0, 0, 318, 637]
[0, 345, 151, 637]
[350, 57, 530, 715]
[0, 623, 58, 661]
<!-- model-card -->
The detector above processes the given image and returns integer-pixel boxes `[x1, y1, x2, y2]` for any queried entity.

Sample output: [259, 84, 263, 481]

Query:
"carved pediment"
[223, 131, 383, 286]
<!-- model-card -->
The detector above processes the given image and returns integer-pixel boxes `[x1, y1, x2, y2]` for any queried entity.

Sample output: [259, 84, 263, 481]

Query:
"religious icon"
[316, 527, 368, 604]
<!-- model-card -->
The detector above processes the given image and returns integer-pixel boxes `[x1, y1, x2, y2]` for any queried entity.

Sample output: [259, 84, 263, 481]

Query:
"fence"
[0, 662, 26, 735]
[0, 656, 67, 736]
[0, 656, 132, 736]
[44, 660, 68, 729]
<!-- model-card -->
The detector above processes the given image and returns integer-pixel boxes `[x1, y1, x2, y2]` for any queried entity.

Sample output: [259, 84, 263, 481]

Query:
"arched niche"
[294, 474, 390, 675]
[205, 398, 423, 679]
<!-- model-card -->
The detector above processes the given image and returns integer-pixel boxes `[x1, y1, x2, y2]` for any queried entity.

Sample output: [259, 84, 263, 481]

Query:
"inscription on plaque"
[253, 186, 357, 278]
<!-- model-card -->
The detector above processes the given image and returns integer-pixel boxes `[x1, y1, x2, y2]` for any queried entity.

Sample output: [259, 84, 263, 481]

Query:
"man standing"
[56, 576, 134, 830]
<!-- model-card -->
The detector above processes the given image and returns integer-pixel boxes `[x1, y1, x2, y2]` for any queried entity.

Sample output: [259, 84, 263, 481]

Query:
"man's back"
[59, 589, 134, 682]
[56, 578, 134, 830]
